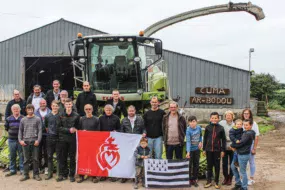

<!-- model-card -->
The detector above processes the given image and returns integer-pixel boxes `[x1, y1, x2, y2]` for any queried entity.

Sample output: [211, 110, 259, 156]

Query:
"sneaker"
[5, 172, 16, 177]
[44, 167, 48, 175]
[100, 177, 107, 181]
[215, 183, 220, 189]
[70, 177, 75, 182]
[134, 183, 138, 189]
[204, 181, 212, 188]
[33, 175, 42, 181]
[193, 180, 199, 187]
[231, 184, 242, 190]
[77, 176, 84, 183]
[45, 174, 52, 180]
[248, 179, 255, 185]
[20, 176, 30, 181]
[110, 178, 117, 182]
[121, 178, 128, 183]
[56, 176, 64, 182]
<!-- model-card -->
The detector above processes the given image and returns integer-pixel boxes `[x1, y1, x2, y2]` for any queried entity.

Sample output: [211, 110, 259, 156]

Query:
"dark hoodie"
[203, 122, 226, 152]
[231, 130, 256, 155]
[76, 91, 98, 116]
[229, 127, 244, 146]
[99, 114, 121, 131]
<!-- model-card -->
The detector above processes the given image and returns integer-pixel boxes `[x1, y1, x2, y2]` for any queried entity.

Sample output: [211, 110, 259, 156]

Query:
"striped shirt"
[18, 116, 42, 142]
[5, 115, 24, 139]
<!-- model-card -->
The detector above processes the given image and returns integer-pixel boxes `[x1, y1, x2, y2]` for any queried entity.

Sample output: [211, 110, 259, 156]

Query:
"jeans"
[22, 141, 40, 177]
[147, 136, 162, 159]
[46, 136, 59, 176]
[8, 139, 24, 173]
[166, 144, 183, 159]
[249, 145, 256, 177]
[233, 151, 238, 164]
[222, 150, 233, 177]
[231, 153, 250, 190]
[189, 149, 200, 180]
[57, 139, 76, 177]
[206, 151, 221, 184]
[39, 135, 48, 170]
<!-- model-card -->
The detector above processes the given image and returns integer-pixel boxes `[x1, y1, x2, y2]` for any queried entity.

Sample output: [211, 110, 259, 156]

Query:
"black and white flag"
[144, 159, 190, 188]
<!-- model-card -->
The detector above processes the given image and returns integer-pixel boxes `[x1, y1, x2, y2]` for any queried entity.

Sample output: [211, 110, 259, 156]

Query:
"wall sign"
[190, 97, 233, 105]
[195, 87, 230, 95]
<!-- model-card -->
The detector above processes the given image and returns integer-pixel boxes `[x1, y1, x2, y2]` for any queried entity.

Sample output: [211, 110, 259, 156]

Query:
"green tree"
[250, 73, 280, 104]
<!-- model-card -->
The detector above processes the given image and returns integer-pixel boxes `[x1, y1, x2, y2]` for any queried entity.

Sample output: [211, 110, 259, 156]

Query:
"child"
[186, 116, 202, 187]
[203, 112, 226, 189]
[18, 104, 42, 181]
[44, 100, 60, 180]
[229, 119, 244, 167]
[230, 119, 256, 190]
[134, 138, 151, 189]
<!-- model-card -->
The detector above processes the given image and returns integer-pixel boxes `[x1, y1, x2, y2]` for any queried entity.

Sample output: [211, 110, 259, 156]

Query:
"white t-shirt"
[32, 97, 41, 112]
[39, 109, 48, 122]
[128, 115, 136, 129]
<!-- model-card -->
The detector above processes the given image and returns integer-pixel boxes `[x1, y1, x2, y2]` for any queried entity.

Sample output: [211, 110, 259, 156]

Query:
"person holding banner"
[57, 98, 80, 182]
[99, 104, 121, 182]
[120, 105, 146, 183]
[77, 104, 100, 183]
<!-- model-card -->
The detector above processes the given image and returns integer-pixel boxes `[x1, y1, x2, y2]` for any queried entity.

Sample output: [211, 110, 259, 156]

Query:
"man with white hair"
[58, 90, 77, 114]
[5, 89, 26, 119]
[4, 104, 24, 177]
[35, 99, 51, 174]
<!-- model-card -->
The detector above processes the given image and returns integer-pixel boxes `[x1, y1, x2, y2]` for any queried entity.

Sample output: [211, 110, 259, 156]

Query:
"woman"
[219, 110, 235, 186]
[242, 108, 259, 186]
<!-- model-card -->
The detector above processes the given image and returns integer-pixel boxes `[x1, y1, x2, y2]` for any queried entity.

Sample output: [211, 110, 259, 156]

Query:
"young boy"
[134, 138, 151, 189]
[229, 119, 244, 167]
[186, 116, 202, 187]
[203, 112, 226, 189]
[230, 119, 256, 190]
[18, 104, 42, 181]
[44, 100, 60, 180]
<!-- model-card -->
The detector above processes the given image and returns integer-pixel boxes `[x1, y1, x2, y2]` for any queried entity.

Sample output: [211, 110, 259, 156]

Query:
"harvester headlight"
[134, 57, 141, 62]
[79, 58, 86, 63]
[137, 89, 143, 95]
[127, 38, 133, 42]
[88, 38, 93, 42]
[144, 40, 150, 44]
[119, 38, 124, 42]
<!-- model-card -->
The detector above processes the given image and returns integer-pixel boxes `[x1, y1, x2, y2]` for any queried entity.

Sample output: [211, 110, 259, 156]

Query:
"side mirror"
[154, 41, 163, 55]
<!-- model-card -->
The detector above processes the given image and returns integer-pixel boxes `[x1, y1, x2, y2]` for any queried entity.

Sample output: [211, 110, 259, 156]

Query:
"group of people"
[3, 79, 259, 190]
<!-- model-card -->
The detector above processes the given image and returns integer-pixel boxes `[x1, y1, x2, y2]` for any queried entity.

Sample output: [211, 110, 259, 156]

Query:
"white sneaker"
[44, 167, 48, 175]
[248, 179, 255, 185]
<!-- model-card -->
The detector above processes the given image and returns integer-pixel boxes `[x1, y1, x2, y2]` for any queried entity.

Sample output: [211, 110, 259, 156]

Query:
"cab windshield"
[89, 42, 139, 93]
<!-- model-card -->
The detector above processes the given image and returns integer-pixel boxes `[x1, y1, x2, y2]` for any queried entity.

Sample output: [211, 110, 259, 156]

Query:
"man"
[18, 104, 42, 181]
[162, 101, 186, 159]
[45, 100, 60, 180]
[120, 105, 146, 183]
[35, 99, 51, 174]
[4, 104, 24, 177]
[5, 89, 26, 119]
[99, 104, 120, 182]
[45, 80, 61, 109]
[27, 85, 45, 112]
[143, 97, 165, 159]
[77, 104, 100, 183]
[58, 90, 77, 114]
[76, 81, 98, 116]
[106, 89, 127, 118]
[57, 98, 80, 182]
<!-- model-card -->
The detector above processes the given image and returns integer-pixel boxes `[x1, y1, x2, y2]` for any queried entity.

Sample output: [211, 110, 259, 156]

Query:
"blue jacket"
[229, 127, 243, 145]
[35, 108, 51, 136]
[186, 125, 202, 152]
[134, 146, 151, 167]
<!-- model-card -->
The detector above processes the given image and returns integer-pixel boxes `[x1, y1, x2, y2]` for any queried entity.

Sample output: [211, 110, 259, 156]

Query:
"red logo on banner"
[97, 136, 120, 170]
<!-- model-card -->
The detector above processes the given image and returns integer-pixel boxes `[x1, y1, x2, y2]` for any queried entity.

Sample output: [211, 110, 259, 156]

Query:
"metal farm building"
[0, 18, 250, 114]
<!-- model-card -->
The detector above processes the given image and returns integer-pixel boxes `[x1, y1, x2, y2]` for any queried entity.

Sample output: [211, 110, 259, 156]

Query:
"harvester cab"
[68, 33, 168, 111]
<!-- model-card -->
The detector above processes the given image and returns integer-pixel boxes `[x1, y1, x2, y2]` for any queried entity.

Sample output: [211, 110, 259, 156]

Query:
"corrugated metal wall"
[0, 19, 105, 101]
[145, 46, 250, 109]
[0, 19, 249, 109]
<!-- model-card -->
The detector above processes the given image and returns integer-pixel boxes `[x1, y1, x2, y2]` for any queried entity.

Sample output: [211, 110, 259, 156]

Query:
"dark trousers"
[46, 136, 59, 176]
[189, 149, 200, 180]
[222, 150, 234, 177]
[206, 151, 221, 183]
[22, 141, 39, 177]
[39, 135, 48, 169]
[166, 144, 183, 160]
[57, 139, 76, 177]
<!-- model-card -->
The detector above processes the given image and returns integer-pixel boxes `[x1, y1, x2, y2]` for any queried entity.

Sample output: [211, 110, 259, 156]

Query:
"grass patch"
[259, 124, 275, 135]
[260, 116, 272, 121]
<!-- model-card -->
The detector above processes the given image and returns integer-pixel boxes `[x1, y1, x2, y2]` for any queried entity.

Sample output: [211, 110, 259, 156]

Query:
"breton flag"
[144, 159, 190, 188]
[76, 131, 141, 178]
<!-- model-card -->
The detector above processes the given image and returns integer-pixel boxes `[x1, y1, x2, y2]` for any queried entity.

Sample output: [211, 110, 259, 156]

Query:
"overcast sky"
[1, 0, 284, 82]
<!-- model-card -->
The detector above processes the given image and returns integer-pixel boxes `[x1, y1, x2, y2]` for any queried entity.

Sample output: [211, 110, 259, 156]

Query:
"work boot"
[121, 178, 128, 183]
[56, 175, 64, 182]
[5, 172, 16, 177]
[92, 177, 99, 183]
[227, 176, 233, 186]
[20, 175, 30, 182]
